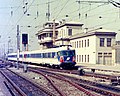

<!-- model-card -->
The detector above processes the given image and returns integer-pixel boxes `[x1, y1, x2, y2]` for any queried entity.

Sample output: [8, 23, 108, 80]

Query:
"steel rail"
[7, 68, 56, 96]
[0, 70, 27, 96]
[30, 68, 98, 96]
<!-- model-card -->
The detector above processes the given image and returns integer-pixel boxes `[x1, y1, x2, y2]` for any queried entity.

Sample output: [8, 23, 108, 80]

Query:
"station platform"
[0, 71, 12, 96]
[76, 63, 120, 73]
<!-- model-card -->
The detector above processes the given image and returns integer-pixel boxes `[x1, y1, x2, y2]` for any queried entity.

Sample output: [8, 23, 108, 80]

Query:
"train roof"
[28, 45, 74, 53]
[8, 45, 75, 55]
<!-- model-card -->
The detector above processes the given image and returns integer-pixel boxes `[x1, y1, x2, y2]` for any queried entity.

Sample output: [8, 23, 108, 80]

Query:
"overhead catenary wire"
[109, 0, 120, 8]
[3, 0, 57, 39]
[0, 1, 24, 39]
[3, 0, 118, 37]
[5, 0, 36, 39]
[0, 0, 21, 40]
[6, 0, 118, 34]
[0, 0, 120, 51]
[3, 0, 118, 34]
[54, 0, 70, 19]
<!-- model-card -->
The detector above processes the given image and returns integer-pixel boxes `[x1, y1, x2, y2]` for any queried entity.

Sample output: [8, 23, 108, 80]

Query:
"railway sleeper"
[78, 68, 85, 75]
[111, 77, 120, 86]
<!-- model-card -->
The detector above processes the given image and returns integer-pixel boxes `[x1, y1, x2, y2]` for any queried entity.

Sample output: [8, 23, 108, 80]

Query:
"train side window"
[36, 53, 39, 58]
[31, 54, 33, 58]
[26, 54, 28, 58]
[43, 53, 45, 58]
[33, 54, 35, 58]
[48, 53, 51, 58]
[45, 53, 47, 58]
[29, 54, 31, 58]
[44, 53, 46, 58]
[54, 52, 57, 58]
[60, 51, 67, 56]
[35, 54, 37, 58]
[57, 52, 60, 56]
[34, 54, 35, 58]
[50, 53, 52, 58]
[34, 54, 36, 58]
[41, 53, 43, 58]
[52, 52, 55, 58]
[39, 53, 41, 58]
[28, 54, 30, 58]
[20, 54, 22, 58]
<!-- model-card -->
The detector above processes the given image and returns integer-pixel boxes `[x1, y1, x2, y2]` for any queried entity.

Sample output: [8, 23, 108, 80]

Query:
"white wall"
[70, 35, 96, 64]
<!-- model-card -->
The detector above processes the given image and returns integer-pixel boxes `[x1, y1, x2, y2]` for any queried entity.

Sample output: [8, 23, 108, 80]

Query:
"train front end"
[58, 50, 76, 69]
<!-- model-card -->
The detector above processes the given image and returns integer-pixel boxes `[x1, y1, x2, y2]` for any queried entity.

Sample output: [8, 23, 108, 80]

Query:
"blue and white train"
[7, 45, 76, 69]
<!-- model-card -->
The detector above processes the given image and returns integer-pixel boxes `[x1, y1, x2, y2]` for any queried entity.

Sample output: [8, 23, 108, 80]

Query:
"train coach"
[7, 45, 76, 69]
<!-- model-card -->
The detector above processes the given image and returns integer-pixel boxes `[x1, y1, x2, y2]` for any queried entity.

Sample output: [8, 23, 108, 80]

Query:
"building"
[112, 41, 120, 65]
[36, 20, 117, 65]
[55, 21, 83, 46]
[36, 21, 59, 49]
[69, 29, 116, 65]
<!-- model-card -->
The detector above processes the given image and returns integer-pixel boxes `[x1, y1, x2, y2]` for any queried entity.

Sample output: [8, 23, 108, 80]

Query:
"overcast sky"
[0, 0, 120, 53]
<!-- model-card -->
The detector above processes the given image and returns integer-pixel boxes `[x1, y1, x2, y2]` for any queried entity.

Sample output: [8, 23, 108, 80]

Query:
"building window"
[85, 40, 86, 47]
[107, 38, 111, 47]
[82, 55, 83, 62]
[77, 41, 78, 48]
[73, 42, 74, 48]
[98, 53, 102, 56]
[79, 55, 81, 62]
[108, 53, 112, 55]
[60, 30, 61, 38]
[64, 30, 65, 36]
[79, 41, 81, 48]
[38, 35, 41, 39]
[50, 33, 52, 37]
[100, 38, 105, 47]
[88, 55, 89, 62]
[87, 39, 89, 47]
[77, 55, 78, 62]
[75, 42, 76, 48]
[82, 40, 83, 47]
[85, 55, 86, 62]
[68, 29, 72, 36]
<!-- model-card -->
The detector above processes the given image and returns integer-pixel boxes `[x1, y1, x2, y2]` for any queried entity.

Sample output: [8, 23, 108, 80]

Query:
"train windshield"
[58, 50, 75, 56]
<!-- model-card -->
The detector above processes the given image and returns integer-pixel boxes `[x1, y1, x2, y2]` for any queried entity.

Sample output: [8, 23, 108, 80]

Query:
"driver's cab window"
[57, 52, 60, 56]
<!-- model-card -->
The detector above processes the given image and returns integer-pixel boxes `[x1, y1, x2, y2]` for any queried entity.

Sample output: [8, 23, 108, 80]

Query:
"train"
[7, 45, 76, 69]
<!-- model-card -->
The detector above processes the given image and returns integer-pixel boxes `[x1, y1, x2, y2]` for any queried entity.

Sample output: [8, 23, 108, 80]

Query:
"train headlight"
[60, 56, 64, 63]
[72, 56, 75, 62]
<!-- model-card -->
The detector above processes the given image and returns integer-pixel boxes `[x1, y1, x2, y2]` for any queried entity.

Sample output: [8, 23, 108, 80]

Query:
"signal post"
[22, 34, 28, 73]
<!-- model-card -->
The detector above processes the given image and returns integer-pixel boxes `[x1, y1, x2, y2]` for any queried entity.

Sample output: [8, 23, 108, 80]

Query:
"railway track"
[9, 67, 95, 96]
[31, 66, 119, 81]
[65, 75, 120, 96]
[0, 68, 56, 96]
[32, 64, 120, 82]
[6, 61, 120, 81]
[29, 68, 97, 96]
[0, 69, 27, 96]
[29, 67, 120, 96]
[3, 62, 120, 96]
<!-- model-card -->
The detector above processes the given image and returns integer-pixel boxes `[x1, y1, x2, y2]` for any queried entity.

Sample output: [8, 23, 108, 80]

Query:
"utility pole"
[3, 44, 5, 60]
[46, 1, 50, 21]
[17, 25, 20, 70]
[8, 37, 11, 54]
[53, 19, 55, 45]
